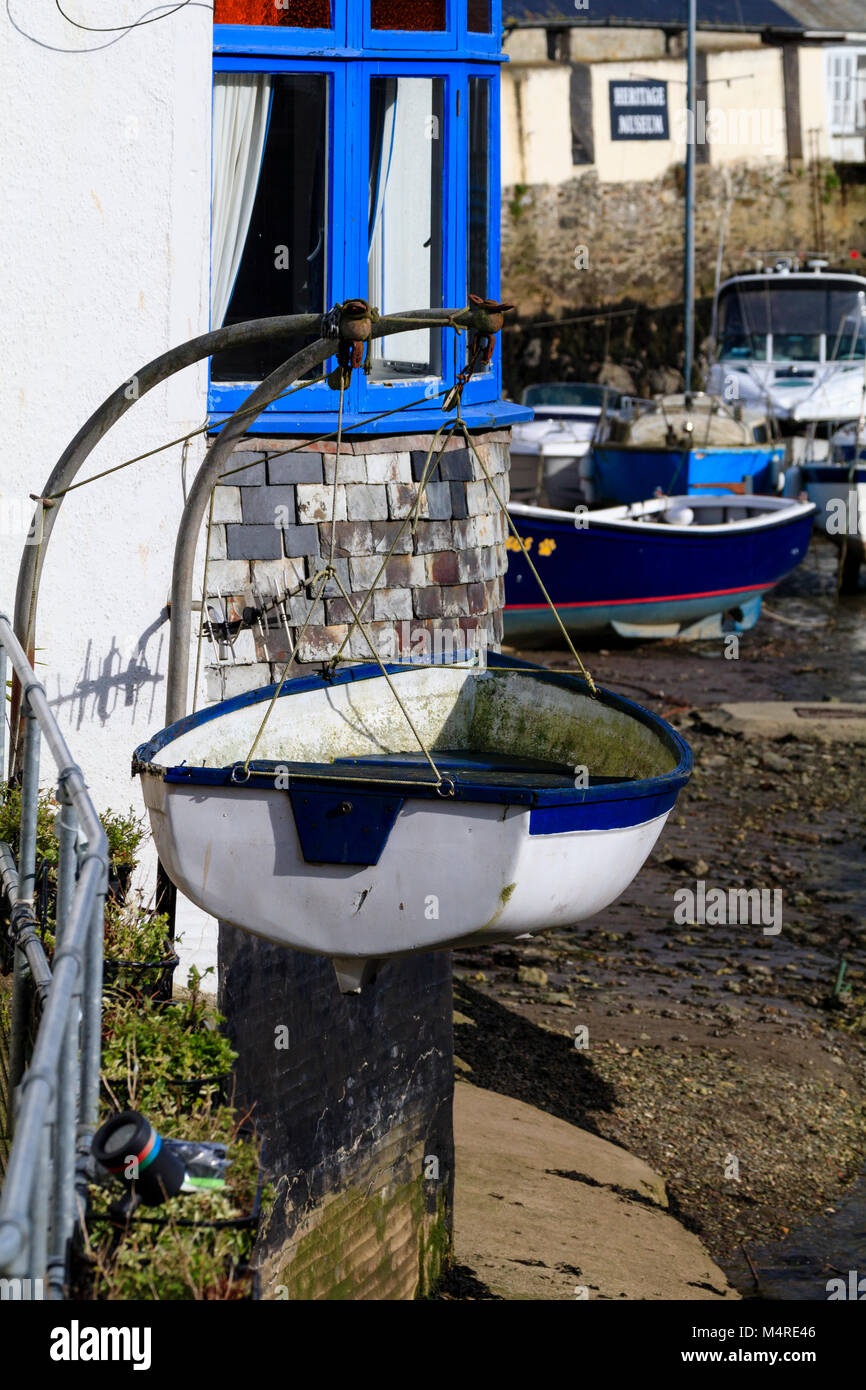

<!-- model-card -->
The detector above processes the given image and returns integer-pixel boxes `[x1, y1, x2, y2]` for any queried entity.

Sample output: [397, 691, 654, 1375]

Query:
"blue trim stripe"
[529, 788, 679, 836]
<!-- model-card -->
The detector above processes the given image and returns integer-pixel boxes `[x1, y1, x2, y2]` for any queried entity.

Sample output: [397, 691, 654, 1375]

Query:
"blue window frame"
[209, 1, 524, 434]
[363, 1, 455, 54]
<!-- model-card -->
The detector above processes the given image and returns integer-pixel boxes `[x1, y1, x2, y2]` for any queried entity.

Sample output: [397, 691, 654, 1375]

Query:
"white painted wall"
[703, 48, 786, 167]
[501, 64, 574, 188]
[800, 47, 831, 161]
[0, 2, 217, 981]
[501, 42, 845, 189]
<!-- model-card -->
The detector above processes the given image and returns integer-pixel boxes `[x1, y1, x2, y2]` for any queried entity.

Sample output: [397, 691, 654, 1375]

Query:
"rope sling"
[230, 310, 598, 787]
[23, 301, 599, 794]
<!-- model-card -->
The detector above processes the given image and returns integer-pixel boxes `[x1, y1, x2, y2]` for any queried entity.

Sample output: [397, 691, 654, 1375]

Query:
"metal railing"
[0, 614, 108, 1298]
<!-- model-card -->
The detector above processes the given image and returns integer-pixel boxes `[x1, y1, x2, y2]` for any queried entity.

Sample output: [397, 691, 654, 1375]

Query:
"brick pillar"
[214, 425, 510, 1300]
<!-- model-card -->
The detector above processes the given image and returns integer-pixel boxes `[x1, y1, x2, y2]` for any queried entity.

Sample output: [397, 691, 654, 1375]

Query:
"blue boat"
[503, 494, 815, 643]
[780, 422, 866, 590]
[591, 393, 784, 505]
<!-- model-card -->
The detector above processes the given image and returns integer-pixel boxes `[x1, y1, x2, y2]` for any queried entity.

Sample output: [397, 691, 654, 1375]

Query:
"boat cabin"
[707, 260, 866, 425]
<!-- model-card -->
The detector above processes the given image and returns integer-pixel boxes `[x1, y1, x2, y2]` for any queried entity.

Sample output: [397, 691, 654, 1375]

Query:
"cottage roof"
[503, 0, 866, 36]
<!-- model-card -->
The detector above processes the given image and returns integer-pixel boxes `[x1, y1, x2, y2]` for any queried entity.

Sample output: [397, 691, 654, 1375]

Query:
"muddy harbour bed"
[449, 534, 866, 1299]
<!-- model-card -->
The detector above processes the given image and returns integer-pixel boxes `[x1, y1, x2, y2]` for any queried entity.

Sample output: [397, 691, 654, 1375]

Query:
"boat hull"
[504, 496, 815, 641]
[591, 443, 781, 505]
[141, 776, 674, 957]
[134, 657, 691, 964]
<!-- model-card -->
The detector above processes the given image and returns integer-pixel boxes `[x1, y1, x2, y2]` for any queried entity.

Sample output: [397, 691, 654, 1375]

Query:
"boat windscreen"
[522, 383, 621, 410]
[719, 281, 866, 363]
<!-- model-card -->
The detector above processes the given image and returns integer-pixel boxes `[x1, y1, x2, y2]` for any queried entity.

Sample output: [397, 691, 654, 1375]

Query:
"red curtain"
[214, 0, 331, 25]
[370, 0, 446, 29]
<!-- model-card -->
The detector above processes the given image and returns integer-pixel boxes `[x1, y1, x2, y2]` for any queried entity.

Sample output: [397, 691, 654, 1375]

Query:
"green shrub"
[104, 902, 172, 963]
[102, 808, 147, 869]
[101, 973, 237, 1112]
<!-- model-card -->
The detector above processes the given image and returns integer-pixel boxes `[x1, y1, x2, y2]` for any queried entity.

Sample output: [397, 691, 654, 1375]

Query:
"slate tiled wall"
[204, 429, 511, 699]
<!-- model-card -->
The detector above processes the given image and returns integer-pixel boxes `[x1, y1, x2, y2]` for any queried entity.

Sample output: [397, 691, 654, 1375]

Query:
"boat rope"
[326, 416, 458, 672]
[327, 376, 347, 573]
[31, 305, 599, 763]
[237, 767, 450, 792]
[191, 486, 217, 715]
[761, 604, 829, 630]
[239, 565, 334, 777]
[453, 411, 598, 694]
[237, 368, 448, 788]
[39, 375, 319, 503]
[328, 569, 445, 787]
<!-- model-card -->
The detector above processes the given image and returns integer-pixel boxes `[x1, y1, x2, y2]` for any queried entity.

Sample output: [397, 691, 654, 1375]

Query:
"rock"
[597, 359, 637, 395]
[692, 859, 710, 877]
[646, 365, 684, 395]
[761, 750, 794, 773]
[517, 965, 549, 988]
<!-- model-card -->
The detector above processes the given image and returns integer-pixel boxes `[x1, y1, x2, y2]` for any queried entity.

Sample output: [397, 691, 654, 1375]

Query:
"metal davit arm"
[9, 313, 322, 770]
[11, 299, 512, 747]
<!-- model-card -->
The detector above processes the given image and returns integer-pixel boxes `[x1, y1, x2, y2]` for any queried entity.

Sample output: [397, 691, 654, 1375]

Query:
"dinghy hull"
[134, 657, 691, 963]
[504, 495, 815, 642]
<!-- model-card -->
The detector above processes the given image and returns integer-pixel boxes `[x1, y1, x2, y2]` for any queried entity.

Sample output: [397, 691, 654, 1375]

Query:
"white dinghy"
[134, 655, 691, 989]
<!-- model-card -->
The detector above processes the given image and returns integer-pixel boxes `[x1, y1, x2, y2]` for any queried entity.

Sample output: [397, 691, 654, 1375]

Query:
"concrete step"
[453, 1082, 739, 1302]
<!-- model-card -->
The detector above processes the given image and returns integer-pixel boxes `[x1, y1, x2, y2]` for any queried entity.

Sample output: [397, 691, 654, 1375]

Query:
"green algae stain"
[481, 881, 517, 933]
[271, 1173, 451, 1302]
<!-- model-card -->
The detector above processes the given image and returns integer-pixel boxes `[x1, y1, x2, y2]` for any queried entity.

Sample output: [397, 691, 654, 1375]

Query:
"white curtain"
[211, 73, 273, 329]
[368, 79, 435, 371]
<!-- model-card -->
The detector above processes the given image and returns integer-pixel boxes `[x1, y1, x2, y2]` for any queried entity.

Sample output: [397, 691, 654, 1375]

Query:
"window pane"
[213, 0, 331, 25]
[370, 0, 446, 31]
[467, 0, 492, 32]
[468, 77, 489, 300]
[211, 74, 329, 384]
[368, 78, 444, 378]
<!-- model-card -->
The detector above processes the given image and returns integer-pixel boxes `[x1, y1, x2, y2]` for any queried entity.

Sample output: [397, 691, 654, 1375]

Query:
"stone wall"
[219, 932, 454, 1301]
[205, 429, 511, 702]
[502, 162, 866, 319]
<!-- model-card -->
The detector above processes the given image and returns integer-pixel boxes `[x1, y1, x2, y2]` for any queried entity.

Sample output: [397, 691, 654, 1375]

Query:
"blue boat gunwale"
[132, 653, 692, 812]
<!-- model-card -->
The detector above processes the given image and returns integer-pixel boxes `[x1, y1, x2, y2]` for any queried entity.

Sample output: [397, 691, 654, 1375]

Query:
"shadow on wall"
[49, 607, 169, 730]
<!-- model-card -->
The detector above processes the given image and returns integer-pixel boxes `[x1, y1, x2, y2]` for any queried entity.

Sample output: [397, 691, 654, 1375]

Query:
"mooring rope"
[191, 486, 217, 715]
[453, 410, 597, 693]
[235, 324, 599, 782]
[27, 308, 600, 781]
[239, 380, 448, 787]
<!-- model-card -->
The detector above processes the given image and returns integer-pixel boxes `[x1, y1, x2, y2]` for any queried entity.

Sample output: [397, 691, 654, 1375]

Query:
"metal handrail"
[0, 614, 108, 1297]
